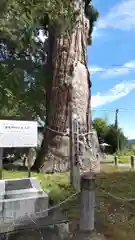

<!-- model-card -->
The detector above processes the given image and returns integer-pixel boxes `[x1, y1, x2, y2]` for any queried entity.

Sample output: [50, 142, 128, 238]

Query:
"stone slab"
[0, 177, 48, 233]
[72, 231, 106, 240]
[1, 222, 69, 240]
[5, 178, 32, 191]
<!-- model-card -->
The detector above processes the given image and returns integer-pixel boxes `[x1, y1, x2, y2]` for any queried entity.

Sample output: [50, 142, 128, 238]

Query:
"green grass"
[118, 155, 130, 164]
[96, 165, 135, 240]
[2, 170, 72, 204]
[2, 169, 80, 223]
[104, 155, 131, 164]
[2, 166, 135, 239]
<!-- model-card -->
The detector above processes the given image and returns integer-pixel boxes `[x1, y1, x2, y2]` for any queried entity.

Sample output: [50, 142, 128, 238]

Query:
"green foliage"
[0, 49, 46, 118]
[93, 118, 128, 153]
[0, 0, 78, 49]
[104, 124, 128, 153]
[128, 143, 135, 155]
[131, 144, 135, 152]
[0, 0, 98, 119]
[0, 0, 80, 119]
[92, 118, 108, 142]
[84, 0, 99, 45]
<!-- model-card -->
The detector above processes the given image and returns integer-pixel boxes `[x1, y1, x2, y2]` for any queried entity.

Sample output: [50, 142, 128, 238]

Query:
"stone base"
[0, 220, 70, 240]
[71, 230, 106, 240]
[0, 177, 48, 233]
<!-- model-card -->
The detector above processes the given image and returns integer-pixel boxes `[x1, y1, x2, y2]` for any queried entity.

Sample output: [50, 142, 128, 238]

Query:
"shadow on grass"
[96, 168, 135, 240]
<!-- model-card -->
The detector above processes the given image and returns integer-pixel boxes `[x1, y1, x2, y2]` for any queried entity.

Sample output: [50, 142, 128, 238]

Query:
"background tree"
[92, 118, 108, 143]
[127, 141, 135, 155]
[104, 124, 128, 154]
[93, 118, 128, 154]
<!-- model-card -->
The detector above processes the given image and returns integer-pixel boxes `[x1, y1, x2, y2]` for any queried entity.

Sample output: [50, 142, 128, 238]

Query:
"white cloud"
[90, 65, 104, 73]
[92, 26, 102, 39]
[91, 80, 135, 108]
[89, 60, 135, 78]
[123, 129, 135, 139]
[95, 0, 135, 32]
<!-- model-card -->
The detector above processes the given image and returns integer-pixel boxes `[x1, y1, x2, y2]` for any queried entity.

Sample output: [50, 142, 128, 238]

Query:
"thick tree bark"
[34, 0, 100, 173]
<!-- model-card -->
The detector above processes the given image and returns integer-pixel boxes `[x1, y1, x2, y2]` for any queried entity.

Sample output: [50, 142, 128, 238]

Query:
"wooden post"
[27, 152, 31, 178]
[27, 147, 37, 177]
[80, 173, 96, 232]
[69, 95, 74, 185]
[131, 155, 135, 169]
[22, 154, 27, 167]
[68, 85, 80, 190]
[27, 148, 34, 178]
[114, 155, 118, 166]
[28, 166, 31, 178]
[0, 148, 3, 180]
[72, 118, 80, 191]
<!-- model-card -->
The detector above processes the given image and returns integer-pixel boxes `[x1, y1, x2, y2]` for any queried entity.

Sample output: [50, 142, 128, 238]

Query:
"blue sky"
[89, 0, 135, 139]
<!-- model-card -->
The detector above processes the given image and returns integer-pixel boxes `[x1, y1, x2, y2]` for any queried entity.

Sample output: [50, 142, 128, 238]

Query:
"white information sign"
[0, 120, 38, 148]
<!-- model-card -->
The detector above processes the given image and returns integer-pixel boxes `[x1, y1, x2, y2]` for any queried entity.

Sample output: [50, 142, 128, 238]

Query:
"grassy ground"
[118, 155, 131, 163]
[2, 165, 135, 240]
[104, 155, 131, 164]
[96, 165, 135, 240]
[2, 170, 70, 203]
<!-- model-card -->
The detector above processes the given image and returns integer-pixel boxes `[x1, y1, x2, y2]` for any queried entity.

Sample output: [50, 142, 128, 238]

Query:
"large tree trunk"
[34, 0, 101, 173]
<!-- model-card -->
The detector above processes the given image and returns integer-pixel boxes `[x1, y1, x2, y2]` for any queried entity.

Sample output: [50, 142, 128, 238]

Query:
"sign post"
[0, 120, 37, 148]
[0, 148, 3, 179]
[27, 147, 37, 177]
[0, 120, 37, 179]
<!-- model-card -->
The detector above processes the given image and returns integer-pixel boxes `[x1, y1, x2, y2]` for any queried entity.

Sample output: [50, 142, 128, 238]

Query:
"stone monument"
[0, 177, 48, 233]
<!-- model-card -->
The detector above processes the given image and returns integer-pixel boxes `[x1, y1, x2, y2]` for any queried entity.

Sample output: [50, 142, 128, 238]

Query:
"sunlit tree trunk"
[34, 0, 100, 173]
